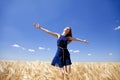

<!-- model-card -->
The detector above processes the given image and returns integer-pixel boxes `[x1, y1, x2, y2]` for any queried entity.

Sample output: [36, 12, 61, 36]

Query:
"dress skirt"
[51, 47, 72, 68]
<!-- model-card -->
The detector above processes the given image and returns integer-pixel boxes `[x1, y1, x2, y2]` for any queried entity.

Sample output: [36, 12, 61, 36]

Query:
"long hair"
[65, 27, 72, 44]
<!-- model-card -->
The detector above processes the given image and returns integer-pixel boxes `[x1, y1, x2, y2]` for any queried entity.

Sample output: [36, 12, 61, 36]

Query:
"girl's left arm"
[69, 37, 89, 43]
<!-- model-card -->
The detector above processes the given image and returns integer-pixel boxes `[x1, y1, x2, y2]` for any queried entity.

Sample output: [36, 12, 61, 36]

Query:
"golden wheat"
[0, 60, 120, 80]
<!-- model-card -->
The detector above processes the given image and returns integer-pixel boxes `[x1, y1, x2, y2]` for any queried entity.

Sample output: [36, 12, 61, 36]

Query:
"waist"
[58, 46, 67, 49]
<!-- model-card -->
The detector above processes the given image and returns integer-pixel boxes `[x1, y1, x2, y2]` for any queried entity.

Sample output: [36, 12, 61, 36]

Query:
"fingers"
[33, 23, 40, 29]
[86, 40, 89, 44]
[84, 40, 89, 44]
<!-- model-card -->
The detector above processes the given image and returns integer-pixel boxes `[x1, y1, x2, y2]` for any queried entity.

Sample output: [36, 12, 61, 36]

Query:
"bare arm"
[33, 23, 60, 38]
[69, 37, 89, 43]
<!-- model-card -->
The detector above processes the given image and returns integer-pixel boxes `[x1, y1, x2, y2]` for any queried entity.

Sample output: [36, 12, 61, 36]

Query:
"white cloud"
[73, 50, 80, 53]
[69, 49, 73, 53]
[114, 26, 120, 30]
[69, 49, 80, 53]
[28, 49, 35, 52]
[38, 47, 45, 50]
[12, 44, 20, 48]
[11, 44, 26, 50]
[109, 53, 112, 56]
[88, 53, 92, 56]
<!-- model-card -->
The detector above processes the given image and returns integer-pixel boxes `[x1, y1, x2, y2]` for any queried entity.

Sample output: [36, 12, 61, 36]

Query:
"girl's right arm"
[33, 23, 60, 38]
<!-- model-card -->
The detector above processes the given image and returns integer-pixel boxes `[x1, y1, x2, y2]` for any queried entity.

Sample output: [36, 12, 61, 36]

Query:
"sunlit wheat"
[0, 61, 120, 80]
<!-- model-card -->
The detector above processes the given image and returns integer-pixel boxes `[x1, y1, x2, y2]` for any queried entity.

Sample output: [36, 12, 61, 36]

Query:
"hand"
[33, 23, 41, 29]
[83, 40, 89, 44]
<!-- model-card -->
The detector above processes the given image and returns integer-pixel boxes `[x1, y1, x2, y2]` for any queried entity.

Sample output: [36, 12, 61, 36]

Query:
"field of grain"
[0, 60, 120, 80]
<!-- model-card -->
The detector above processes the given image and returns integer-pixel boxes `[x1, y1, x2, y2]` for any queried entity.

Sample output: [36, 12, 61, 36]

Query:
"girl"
[33, 24, 88, 74]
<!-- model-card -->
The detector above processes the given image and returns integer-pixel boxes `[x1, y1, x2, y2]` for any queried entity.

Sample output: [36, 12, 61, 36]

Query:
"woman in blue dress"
[33, 24, 88, 73]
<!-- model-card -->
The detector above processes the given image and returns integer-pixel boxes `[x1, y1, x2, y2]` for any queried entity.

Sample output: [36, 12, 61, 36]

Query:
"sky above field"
[0, 0, 120, 62]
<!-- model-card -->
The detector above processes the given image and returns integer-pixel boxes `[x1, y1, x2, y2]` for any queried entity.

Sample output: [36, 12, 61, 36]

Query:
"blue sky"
[0, 0, 120, 62]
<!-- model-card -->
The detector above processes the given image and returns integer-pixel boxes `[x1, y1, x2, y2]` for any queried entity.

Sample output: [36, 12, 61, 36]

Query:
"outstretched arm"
[69, 37, 89, 43]
[33, 23, 60, 38]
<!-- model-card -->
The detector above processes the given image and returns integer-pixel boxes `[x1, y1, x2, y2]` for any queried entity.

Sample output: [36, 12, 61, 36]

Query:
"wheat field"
[0, 60, 120, 80]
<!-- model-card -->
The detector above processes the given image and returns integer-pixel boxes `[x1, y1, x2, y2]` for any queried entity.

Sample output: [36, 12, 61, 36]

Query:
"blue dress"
[51, 35, 72, 68]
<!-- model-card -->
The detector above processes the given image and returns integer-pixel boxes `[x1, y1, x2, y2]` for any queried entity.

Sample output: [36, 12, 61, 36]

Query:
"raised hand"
[33, 23, 41, 29]
[83, 40, 89, 44]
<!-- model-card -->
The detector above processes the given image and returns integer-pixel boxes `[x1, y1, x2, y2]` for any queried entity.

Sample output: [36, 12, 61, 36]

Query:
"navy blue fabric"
[51, 35, 72, 68]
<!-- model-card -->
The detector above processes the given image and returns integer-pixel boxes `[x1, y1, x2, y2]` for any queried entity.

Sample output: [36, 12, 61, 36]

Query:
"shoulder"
[57, 34, 61, 39]
[68, 36, 73, 40]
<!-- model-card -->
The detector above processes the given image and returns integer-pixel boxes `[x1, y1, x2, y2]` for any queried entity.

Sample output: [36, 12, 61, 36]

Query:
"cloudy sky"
[0, 0, 120, 62]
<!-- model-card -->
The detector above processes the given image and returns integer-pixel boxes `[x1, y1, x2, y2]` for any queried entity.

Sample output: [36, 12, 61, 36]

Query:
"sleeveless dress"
[51, 35, 72, 68]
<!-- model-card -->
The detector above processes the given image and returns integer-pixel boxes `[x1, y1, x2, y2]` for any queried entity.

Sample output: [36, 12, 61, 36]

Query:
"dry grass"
[0, 60, 120, 80]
